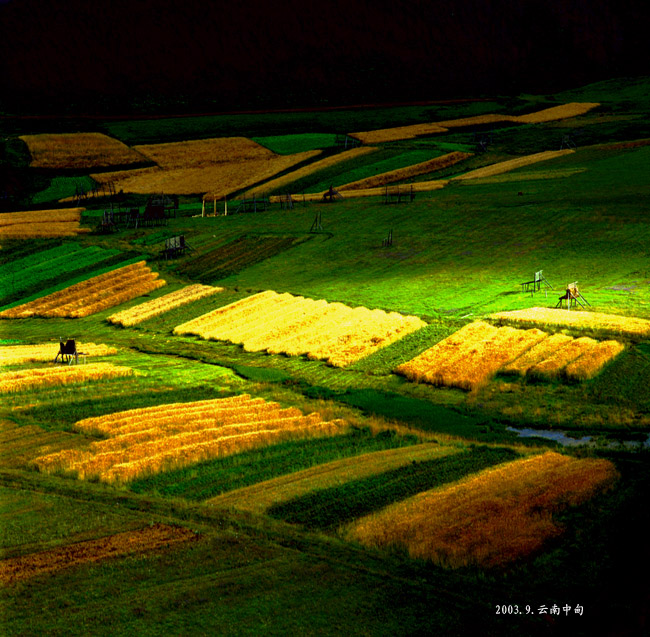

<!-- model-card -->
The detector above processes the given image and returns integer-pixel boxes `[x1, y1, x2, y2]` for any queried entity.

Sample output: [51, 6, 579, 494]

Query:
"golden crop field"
[564, 340, 626, 381]
[0, 342, 117, 367]
[173, 290, 427, 367]
[500, 333, 573, 376]
[19, 133, 147, 170]
[451, 150, 575, 181]
[527, 336, 599, 380]
[0, 261, 165, 319]
[349, 103, 599, 144]
[0, 363, 134, 393]
[210, 443, 459, 514]
[339, 152, 472, 191]
[107, 284, 223, 327]
[134, 137, 275, 169]
[247, 146, 377, 196]
[491, 307, 650, 339]
[33, 394, 347, 483]
[514, 102, 600, 124]
[93, 151, 320, 198]
[347, 451, 618, 568]
[0, 208, 88, 239]
[0, 421, 88, 469]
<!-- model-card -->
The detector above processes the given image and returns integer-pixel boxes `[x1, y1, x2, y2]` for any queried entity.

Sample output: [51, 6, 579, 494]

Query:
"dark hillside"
[1, 0, 647, 114]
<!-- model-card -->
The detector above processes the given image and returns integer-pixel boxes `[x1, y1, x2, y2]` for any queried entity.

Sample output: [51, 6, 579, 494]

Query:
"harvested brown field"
[92, 151, 320, 198]
[0, 208, 89, 238]
[134, 137, 274, 169]
[0, 524, 198, 584]
[19, 133, 148, 170]
[452, 150, 575, 181]
[346, 451, 618, 569]
[245, 146, 377, 195]
[491, 307, 650, 339]
[339, 152, 472, 191]
[209, 443, 459, 513]
[177, 237, 300, 282]
[0, 261, 165, 319]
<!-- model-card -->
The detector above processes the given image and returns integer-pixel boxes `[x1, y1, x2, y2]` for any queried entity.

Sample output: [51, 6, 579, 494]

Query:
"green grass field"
[1, 77, 650, 636]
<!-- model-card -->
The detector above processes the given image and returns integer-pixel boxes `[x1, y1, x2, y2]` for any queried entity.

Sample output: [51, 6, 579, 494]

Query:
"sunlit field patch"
[346, 451, 618, 568]
[0, 363, 134, 393]
[451, 150, 575, 181]
[0, 261, 165, 319]
[492, 307, 650, 339]
[173, 290, 426, 367]
[0, 342, 117, 367]
[33, 394, 348, 483]
[107, 284, 222, 327]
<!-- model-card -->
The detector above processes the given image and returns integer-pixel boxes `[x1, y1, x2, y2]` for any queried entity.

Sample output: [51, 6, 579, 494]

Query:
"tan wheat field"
[451, 150, 575, 181]
[0, 363, 133, 393]
[0, 342, 117, 367]
[107, 284, 223, 327]
[346, 451, 617, 568]
[93, 151, 320, 198]
[33, 394, 347, 483]
[19, 133, 147, 169]
[0, 261, 165, 319]
[173, 290, 426, 367]
[491, 307, 650, 339]
[527, 337, 600, 380]
[338, 152, 473, 191]
[563, 340, 626, 380]
[134, 137, 275, 169]
[0, 208, 89, 238]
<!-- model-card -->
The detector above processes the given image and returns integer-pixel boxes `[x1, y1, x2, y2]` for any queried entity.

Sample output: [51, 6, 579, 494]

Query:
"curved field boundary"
[208, 443, 459, 513]
[491, 307, 650, 340]
[1, 342, 117, 367]
[451, 150, 575, 181]
[174, 290, 427, 367]
[19, 133, 148, 170]
[346, 451, 617, 569]
[0, 524, 197, 584]
[350, 103, 599, 144]
[0, 261, 165, 319]
[108, 284, 223, 327]
[33, 394, 347, 483]
[338, 152, 472, 191]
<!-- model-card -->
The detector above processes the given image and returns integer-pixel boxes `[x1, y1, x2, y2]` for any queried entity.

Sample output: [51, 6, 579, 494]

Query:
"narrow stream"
[506, 427, 650, 450]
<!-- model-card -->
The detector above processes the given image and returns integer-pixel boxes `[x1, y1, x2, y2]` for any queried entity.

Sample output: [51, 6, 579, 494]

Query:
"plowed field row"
[174, 290, 426, 367]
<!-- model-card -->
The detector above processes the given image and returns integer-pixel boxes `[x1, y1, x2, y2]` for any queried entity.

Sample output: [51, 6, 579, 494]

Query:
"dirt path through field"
[0, 523, 198, 584]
